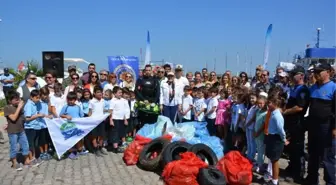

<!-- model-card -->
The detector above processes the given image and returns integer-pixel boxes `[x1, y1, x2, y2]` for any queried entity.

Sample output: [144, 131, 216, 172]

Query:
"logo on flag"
[60, 121, 84, 140]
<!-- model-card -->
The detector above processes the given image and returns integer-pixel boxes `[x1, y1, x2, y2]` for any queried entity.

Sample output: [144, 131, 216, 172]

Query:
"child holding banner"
[88, 86, 108, 157]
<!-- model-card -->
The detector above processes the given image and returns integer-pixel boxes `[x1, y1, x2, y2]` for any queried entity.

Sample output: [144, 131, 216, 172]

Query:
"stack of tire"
[138, 138, 227, 185]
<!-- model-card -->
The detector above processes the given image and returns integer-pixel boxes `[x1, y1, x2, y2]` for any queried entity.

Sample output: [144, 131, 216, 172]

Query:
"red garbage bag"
[216, 151, 253, 185]
[123, 135, 152, 165]
[162, 152, 208, 185]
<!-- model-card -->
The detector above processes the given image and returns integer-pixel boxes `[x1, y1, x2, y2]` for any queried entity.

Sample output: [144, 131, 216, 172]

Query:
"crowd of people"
[0, 61, 335, 185]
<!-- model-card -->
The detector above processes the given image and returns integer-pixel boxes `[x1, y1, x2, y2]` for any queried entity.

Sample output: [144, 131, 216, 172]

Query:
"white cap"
[279, 71, 288, 77]
[175, 64, 183, 71]
[167, 72, 175, 76]
[259, 92, 268, 98]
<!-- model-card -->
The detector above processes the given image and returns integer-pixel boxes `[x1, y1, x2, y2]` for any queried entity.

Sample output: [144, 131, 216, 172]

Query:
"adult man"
[305, 63, 336, 185]
[156, 67, 167, 85]
[194, 71, 204, 88]
[163, 64, 171, 77]
[282, 66, 309, 183]
[251, 65, 263, 88]
[16, 72, 38, 103]
[81, 63, 96, 85]
[255, 70, 274, 93]
[273, 67, 285, 84]
[135, 65, 160, 124]
[276, 71, 290, 99]
[186, 72, 193, 82]
[202, 68, 208, 77]
[99, 69, 109, 89]
[174, 64, 189, 89]
[0, 68, 14, 102]
[62, 65, 82, 88]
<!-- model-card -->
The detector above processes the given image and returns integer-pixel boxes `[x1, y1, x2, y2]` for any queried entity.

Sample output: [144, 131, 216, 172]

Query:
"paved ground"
[0, 117, 325, 185]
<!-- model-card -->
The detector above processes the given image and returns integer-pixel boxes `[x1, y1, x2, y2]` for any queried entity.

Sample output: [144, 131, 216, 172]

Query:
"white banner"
[45, 114, 110, 159]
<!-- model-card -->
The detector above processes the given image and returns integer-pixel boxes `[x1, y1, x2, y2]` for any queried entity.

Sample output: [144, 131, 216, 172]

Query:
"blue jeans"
[8, 131, 30, 159]
[163, 105, 178, 124]
[255, 136, 265, 167]
[246, 129, 256, 160]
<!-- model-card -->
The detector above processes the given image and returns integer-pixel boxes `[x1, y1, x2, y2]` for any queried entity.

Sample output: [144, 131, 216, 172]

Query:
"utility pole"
[225, 52, 228, 71]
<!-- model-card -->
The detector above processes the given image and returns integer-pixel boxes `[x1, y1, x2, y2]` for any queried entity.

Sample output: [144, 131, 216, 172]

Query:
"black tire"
[198, 167, 226, 185]
[138, 137, 170, 171]
[161, 141, 192, 168]
[189, 143, 218, 165]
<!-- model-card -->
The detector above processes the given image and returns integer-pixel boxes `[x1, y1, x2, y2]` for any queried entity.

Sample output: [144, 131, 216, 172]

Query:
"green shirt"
[254, 109, 267, 140]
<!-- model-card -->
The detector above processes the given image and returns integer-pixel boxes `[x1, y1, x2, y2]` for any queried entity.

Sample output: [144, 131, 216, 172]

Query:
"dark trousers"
[307, 118, 335, 185]
[285, 121, 305, 178]
[206, 118, 216, 136]
[163, 105, 178, 124]
[3, 86, 14, 103]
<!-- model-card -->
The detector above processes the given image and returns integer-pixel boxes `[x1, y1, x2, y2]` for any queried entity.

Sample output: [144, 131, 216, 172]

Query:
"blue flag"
[108, 56, 139, 84]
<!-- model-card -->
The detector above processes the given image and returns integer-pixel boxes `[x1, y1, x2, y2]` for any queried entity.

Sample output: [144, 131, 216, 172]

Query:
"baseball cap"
[167, 72, 175, 76]
[175, 64, 183, 71]
[259, 92, 268, 98]
[4, 68, 9, 73]
[100, 69, 109, 74]
[290, 65, 305, 75]
[68, 65, 76, 71]
[313, 63, 332, 73]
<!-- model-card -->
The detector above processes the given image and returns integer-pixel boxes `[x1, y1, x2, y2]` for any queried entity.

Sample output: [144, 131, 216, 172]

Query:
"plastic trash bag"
[162, 152, 208, 185]
[137, 116, 174, 139]
[165, 123, 196, 142]
[216, 151, 253, 185]
[123, 135, 152, 166]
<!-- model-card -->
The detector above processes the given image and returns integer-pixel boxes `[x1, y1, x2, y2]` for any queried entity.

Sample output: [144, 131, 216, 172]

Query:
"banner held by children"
[108, 56, 139, 84]
[45, 114, 110, 159]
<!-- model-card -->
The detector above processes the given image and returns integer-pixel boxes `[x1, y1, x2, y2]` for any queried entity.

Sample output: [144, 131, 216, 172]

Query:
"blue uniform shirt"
[24, 99, 42, 130]
[59, 104, 84, 119]
[0, 74, 14, 87]
[81, 100, 90, 115]
[268, 109, 286, 141]
[104, 99, 111, 112]
[39, 100, 49, 129]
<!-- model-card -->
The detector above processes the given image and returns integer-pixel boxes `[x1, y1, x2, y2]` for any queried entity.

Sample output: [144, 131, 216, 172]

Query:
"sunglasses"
[126, 75, 132, 78]
[110, 76, 116, 78]
[261, 74, 267, 77]
[30, 77, 37, 80]
[91, 75, 98, 78]
[45, 76, 53, 79]
[158, 71, 164, 73]
[211, 74, 216, 76]
[100, 73, 108, 76]
[72, 77, 79, 80]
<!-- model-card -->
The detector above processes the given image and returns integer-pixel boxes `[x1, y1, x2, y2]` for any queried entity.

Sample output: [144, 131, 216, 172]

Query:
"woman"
[209, 71, 219, 86]
[203, 72, 209, 83]
[84, 72, 101, 94]
[103, 73, 118, 92]
[219, 74, 231, 91]
[159, 72, 182, 124]
[64, 73, 81, 98]
[231, 76, 241, 87]
[239, 72, 250, 88]
[50, 82, 66, 117]
[44, 71, 58, 95]
[119, 72, 135, 91]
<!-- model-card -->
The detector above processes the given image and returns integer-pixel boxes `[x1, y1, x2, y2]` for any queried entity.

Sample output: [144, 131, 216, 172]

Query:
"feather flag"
[144, 31, 151, 65]
[263, 24, 273, 69]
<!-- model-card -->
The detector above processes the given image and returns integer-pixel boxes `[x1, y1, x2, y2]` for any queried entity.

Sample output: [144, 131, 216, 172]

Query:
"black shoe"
[302, 176, 318, 185]
[94, 148, 103, 157]
[99, 148, 108, 155]
[112, 147, 124, 154]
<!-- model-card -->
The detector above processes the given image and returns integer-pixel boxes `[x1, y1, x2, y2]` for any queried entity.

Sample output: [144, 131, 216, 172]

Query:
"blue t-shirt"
[59, 104, 84, 119]
[104, 99, 111, 112]
[39, 100, 49, 129]
[24, 99, 42, 130]
[81, 100, 90, 115]
[0, 74, 14, 87]
[268, 109, 286, 141]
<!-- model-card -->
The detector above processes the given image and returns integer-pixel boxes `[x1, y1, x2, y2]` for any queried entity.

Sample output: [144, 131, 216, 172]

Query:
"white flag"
[45, 114, 110, 159]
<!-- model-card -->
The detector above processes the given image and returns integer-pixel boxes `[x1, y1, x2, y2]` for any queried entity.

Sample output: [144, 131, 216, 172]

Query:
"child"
[59, 92, 85, 159]
[88, 86, 108, 157]
[4, 91, 30, 170]
[244, 92, 258, 161]
[81, 89, 92, 117]
[227, 86, 233, 101]
[24, 90, 44, 166]
[215, 89, 231, 140]
[74, 87, 83, 107]
[264, 94, 287, 185]
[103, 89, 113, 146]
[180, 86, 193, 122]
[205, 87, 218, 136]
[122, 88, 131, 144]
[128, 91, 139, 138]
[193, 88, 207, 122]
[38, 87, 53, 160]
[230, 91, 247, 150]
[50, 83, 66, 117]
[253, 94, 268, 172]
[108, 86, 130, 153]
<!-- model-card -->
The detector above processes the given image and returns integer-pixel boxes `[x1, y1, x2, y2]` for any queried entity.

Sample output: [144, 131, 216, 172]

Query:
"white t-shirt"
[193, 98, 207, 122]
[88, 98, 105, 117]
[109, 97, 129, 120]
[50, 95, 66, 117]
[206, 97, 218, 119]
[181, 94, 193, 120]
[119, 81, 135, 91]
[246, 105, 258, 130]
[17, 86, 36, 98]
[175, 77, 189, 89]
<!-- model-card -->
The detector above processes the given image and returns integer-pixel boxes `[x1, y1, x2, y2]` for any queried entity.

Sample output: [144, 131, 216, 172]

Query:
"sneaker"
[100, 148, 108, 155]
[95, 150, 103, 157]
[31, 158, 43, 167]
[79, 149, 89, 155]
[263, 172, 272, 182]
[40, 153, 49, 161]
[112, 147, 124, 154]
[0, 139, 5, 144]
[263, 181, 278, 185]
[68, 152, 78, 160]
[12, 163, 23, 171]
[46, 153, 53, 160]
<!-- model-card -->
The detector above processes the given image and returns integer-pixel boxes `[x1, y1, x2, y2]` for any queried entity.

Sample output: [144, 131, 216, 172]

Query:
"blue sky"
[0, 0, 335, 75]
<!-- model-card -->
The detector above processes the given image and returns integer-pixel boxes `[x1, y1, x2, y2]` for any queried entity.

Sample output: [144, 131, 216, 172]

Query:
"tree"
[9, 59, 43, 88]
